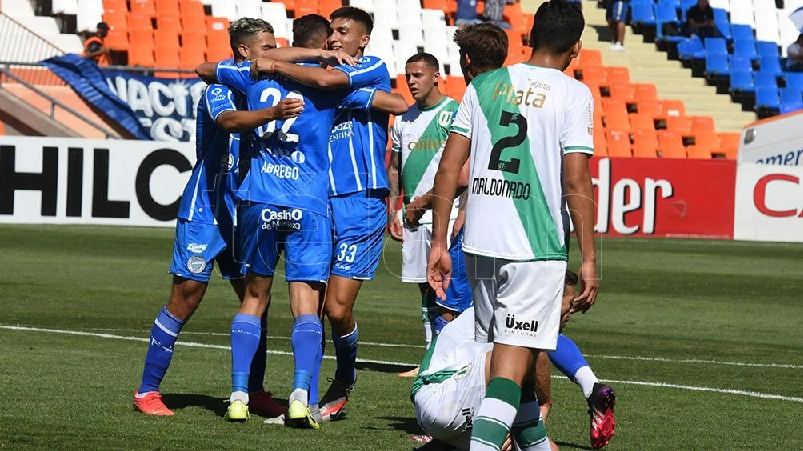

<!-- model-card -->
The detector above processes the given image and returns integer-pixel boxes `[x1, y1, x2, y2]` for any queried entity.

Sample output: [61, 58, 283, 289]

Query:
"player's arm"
[563, 88, 599, 312]
[195, 61, 253, 92]
[370, 90, 409, 115]
[259, 48, 356, 66]
[216, 100, 303, 133]
[196, 62, 219, 83]
[387, 148, 403, 242]
[405, 159, 469, 227]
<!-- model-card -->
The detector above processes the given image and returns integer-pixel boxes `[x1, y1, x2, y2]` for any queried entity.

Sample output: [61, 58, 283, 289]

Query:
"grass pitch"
[0, 225, 801, 450]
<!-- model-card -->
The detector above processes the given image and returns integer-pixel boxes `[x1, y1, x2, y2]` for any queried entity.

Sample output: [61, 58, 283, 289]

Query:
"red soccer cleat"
[133, 391, 175, 416]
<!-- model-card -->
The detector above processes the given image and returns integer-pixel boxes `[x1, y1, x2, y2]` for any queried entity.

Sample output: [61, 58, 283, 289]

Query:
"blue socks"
[548, 334, 589, 381]
[333, 323, 358, 384]
[291, 314, 323, 398]
[309, 327, 325, 406]
[248, 312, 268, 393]
[138, 307, 184, 394]
[230, 313, 262, 394]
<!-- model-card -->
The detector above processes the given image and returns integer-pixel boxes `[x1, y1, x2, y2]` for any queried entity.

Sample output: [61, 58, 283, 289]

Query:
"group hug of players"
[131, 1, 615, 450]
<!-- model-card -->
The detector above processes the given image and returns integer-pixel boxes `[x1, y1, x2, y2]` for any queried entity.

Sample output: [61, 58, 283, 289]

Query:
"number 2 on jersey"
[488, 110, 526, 174]
[256, 87, 301, 143]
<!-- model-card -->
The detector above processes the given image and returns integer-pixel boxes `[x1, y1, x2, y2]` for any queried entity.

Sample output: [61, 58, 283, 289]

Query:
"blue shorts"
[607, 1, 627, 23]
[239, 203, 332, 283]
[169, 219, 241, 282]
[329, 190, 387, 280]
[440, 227, 472, 314]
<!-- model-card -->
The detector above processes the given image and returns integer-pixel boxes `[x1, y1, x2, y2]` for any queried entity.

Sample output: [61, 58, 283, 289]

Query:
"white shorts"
[467, 255, 565, 350]
[413, 352, 487, 451]
[401, 219, 454, 283]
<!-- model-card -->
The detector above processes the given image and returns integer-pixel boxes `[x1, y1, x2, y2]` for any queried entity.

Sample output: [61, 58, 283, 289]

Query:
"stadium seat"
[157, 15, 181, 32]
[690, 115, 715, 134]
[705, 53, 729, 81]
[754, 71, 779, 89]
[130, 0, 156, 17]
[634, 83, 658, 103]
[593, 130, 608, 157]
[678, 37, 705, 62]
[704, 37, 728, 56]
[657, 130, 686, 158]
[180, 45, 206, 69]
[130, 29, 155, 49]
[636, 98, 662, 119]
[694, 129, 720, 151]
[128, 13, 153, 31]
[731, 24, 755, 42]
[686, 145, 712, 159]
[155, 0, 180, 16]
[779, 86, 803, 113]
[759, 55, 782, 75]
[632, 129, 659, 157]
[717, 132, 740, 159]
[578, 49, 603, 68]
[729, 71, 755, 96]
[630, 2, 657, 29]
[105, 28, 129, 51]
[755, 87, 781, 115]
[580, 65, 607, 86]
[712, 8, 732, 40]
[609, 82, 636, 103]
[729, 55, 754, 74]
[446, 76, 466, 101]
[756, 40, 780, 58]
[128, 45, 155, 66]
[154, 29, 180, 48]
[605, 129, 632, 157]
[666, 115, 692, 134]
[660, 99, 686, 118]
[733, 39, 759, 64]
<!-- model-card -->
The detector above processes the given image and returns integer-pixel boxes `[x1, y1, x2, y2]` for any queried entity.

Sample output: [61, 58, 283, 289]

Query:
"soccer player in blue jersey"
[133, 18, 293, 418]
[195, 13, 402, 428]
[251, 7, 398, 421]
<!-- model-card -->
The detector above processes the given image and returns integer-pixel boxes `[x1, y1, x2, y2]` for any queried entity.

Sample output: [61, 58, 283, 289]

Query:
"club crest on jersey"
[187, 255, 206, 274]
[220, 153, 235, 171]
[437, 110, 453, 128]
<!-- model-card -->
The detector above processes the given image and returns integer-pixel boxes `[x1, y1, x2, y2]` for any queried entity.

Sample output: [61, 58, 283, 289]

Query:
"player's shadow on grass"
[373, 416, 423, 435]
[554, 441, 595, 450]
[161, 393, 230, 417]
[356, 361, 413, 374]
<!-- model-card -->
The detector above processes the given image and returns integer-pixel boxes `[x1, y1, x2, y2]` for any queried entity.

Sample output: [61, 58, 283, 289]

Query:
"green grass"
[1, 225, 802, 450]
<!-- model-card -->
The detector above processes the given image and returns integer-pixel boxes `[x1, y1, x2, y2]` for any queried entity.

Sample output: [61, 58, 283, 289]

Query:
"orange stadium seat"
[319, 0, 341, 18]
[180, 0, 206, 18]
[182, 13, 206, 31]
[180, 46, 206, 69]
[157, 15, 181, 32]
[690, 115, 715, 134]
[128, 13, 152, 31]
[103, 0, 127, 13]
[129, 29, 155, 48]
[634, 83, 658, 103]
[657, 130, 686, 158]
[695, 130, 719, 151]
[660, 99, 686, 117]
[606, 129, 632, 157]
[593, 130, 608, 157]
[207, 16, 230, 33]
[154, 46, 180, 73]
[128, 46, 155, 67]
[565, 56, 580, 78]
[181, 29, 206, 48]
[503, 2, 525, 33]
[578, 49, 603, 68]
[666, 115, 692, 135]
[105, 28, 129, 51]
[155, 0, 180, 16]
[629, 113, 654, 131]
[295, 0, 319, 17]
[607, 66, 630, 84]
[154, 29, 180, 48]
[0, 121, 4, 135]
[609, 82, 635, 103]
[636, 98, 661, 118]
[580, 65, 606, 85]
[103, 9, 127, 30]
[130, 0, 156, 17]
[686, 145, 712, 159]
[632, 129, 658, 157]
[277, 0, 297, 12]
[205, 45, 234, 63]
[717, 132, 740, 159]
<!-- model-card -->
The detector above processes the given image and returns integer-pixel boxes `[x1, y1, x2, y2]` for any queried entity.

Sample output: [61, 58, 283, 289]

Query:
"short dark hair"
[228, 18, 274, 54]
[453, 23, 508, 70]
[97, 22, 109, 31]
[565, 270, 579, 287]
[330, 6, 374, 34]
[529, 0, 584, 54]
[293, 14, 331, 49]
[406, 52, 439, 69]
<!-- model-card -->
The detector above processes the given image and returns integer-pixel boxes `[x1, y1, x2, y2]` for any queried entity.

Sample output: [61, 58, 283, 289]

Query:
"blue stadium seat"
[780, 102, 803, 114]
[754, 71, 779, 89]
[731, 24, 755, 42]
[760, 55, 782, 75]
[678, 36, 706, 61]
[656, 2, 679, 26]
[630, 3, 656, 27]
[680, 0, 697, 21]
[755, 87, 780, 112]
[730, 71, 755, 94]
[712, 8, 731, 40]
[733, 39, 759, 64]
[756, 41, 780, 58]
[705, 53, 729, 77]
[780, 86, 802, 104]
[730, 55, 754, 73]
[705, 37, 728, 55]
[785, 72, 803, 90]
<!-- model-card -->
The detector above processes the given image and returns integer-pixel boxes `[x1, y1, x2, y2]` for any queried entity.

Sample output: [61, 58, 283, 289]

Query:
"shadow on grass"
[356, 360, 414, 374]
[373, 416, 423, 435]
[554, 441, 595, 450]
[161, 393, 229, 417]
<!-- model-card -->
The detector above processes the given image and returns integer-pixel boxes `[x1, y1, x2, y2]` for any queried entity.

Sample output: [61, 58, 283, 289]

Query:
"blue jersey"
[216, 61, 375, 216]
[176, 84, 242, 225]
[328, 55, 392, 197]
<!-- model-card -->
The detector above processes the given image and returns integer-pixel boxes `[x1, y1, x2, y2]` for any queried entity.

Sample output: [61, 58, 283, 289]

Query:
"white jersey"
[411, 307, 491, 397]
[392, 96, 461, 224]
[450, 63, 594, 261]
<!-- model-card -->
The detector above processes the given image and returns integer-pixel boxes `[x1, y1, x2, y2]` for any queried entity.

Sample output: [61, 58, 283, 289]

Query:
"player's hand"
[572, 261, 599, 314]
[404, 197, 427, 227]
[427, 240, 452, 301]
[275, 98, 304, 119]
[321, 49, 356, 66]
[501, 434, 513, 451]
[250, 58, 275, 80]
[388, 211, 403, 242]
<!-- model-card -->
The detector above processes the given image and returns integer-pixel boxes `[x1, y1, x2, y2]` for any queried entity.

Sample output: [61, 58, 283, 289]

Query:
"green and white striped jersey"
[450, 63, 594, 261]
[411, 306, 490, 398]
[392, 96, 460, 224]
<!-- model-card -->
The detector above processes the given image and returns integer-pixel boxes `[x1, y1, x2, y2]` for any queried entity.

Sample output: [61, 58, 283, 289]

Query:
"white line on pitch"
[602, 379, 803, 403]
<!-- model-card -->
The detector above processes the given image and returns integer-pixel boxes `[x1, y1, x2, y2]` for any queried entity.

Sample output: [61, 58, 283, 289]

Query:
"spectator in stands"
[606, 0, 628, 51]
[481, 0, 512, 30]
[686, 0, 717, 39]
[82, 22, 111, 66]
[787, 34, 803, 72]
[455, 0, 483, 26]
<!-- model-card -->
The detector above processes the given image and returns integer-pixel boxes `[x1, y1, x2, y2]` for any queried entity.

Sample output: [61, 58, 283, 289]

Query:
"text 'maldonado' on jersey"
[216, 61, 376, 216]
[391, 96, 460, 224]
[177, 83, 243, 225]
[450, 63, 594, 261]
[328, 55, 392, 197]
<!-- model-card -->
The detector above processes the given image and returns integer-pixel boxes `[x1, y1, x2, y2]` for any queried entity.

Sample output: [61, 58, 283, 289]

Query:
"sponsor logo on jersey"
[187, 243, 207, 253]
[492, 82, 547, 109]
[330, 121, 354, 142]
[471, 177, 531, 199]
[407, 137, 445, 151]
[187, 255, 206, 274]
[290, 150, 306, 164]
[260, 208, 303, 230]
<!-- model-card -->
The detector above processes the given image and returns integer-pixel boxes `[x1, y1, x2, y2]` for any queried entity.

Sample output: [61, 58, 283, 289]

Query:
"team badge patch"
[187, 255, 206, 274]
